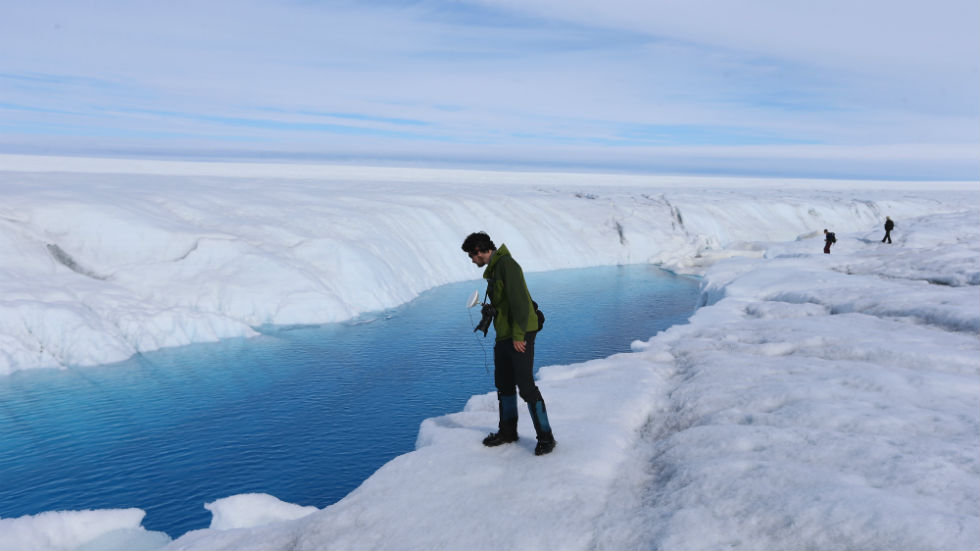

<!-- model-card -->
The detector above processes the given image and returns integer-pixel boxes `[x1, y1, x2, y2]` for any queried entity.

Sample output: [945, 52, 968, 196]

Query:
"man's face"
[468, 249, 492, 267]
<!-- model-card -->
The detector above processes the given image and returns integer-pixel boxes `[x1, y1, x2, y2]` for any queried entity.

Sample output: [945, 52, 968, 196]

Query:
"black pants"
[493, 331, 542, 404]
[882, 230, 892, 243]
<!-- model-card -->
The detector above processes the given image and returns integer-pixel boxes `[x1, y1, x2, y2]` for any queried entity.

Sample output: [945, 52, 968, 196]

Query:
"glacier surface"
[0, 157, 977, 550]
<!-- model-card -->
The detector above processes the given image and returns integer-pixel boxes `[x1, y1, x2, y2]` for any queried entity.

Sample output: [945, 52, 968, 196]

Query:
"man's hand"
[513, 340, 526, 353]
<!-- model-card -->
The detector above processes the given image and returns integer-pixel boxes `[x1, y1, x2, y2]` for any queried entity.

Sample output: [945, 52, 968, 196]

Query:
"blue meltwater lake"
[0, 264, 700, 538]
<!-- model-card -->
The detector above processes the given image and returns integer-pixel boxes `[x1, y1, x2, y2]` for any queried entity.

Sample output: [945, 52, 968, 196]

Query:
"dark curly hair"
[461, 231, 496, 254]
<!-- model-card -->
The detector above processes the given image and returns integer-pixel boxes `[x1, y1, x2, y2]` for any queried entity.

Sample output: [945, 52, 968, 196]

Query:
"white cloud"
[0, 0, 977, 178]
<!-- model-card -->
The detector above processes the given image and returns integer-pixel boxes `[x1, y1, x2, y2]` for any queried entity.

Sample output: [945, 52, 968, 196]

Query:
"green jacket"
[483, 244, 539, 342]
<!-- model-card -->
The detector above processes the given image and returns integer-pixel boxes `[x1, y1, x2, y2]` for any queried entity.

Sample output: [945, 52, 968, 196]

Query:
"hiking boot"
[527, 397, 555, 456]
[483, 430, 519, 447]
[534, 436, 556, 456]
[484, 394, 519, 447]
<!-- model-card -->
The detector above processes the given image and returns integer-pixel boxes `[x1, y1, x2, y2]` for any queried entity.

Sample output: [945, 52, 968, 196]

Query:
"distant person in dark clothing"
[882, 216, 894, 243]
[823, 229, 836, 254]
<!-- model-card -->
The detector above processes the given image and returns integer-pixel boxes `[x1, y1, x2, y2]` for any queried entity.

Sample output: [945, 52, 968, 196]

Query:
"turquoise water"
[0, 264, 699, 538]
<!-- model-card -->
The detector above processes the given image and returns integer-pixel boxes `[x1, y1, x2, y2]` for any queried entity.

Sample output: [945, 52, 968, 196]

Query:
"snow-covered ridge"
[0, 160, 975, 374]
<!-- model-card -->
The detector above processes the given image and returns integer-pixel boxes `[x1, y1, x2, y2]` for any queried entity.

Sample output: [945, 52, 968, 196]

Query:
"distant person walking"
[823, 229, 836, 254]
[882, 216, 894, 243]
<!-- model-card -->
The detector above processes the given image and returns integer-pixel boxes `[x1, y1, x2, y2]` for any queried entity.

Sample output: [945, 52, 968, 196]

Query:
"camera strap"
[482, 274, 495, 306]
[481, 261, 499, 306]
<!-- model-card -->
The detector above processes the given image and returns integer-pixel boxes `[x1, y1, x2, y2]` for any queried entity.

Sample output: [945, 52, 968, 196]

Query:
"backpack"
[828, 232, 837, 243]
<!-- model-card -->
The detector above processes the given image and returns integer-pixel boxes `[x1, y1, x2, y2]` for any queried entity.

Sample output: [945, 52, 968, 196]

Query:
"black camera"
[474, 303, 496, 336]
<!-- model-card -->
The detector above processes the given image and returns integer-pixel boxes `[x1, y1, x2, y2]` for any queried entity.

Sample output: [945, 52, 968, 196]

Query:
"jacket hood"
[483, 244, 510, 279]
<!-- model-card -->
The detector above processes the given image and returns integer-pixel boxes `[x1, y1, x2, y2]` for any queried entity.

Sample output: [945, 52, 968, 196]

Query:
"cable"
[467, 306, 493, 387]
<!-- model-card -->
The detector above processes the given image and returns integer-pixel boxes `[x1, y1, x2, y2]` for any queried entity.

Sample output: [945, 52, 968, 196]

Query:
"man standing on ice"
[462, 231, 556, 456]
[882, 216, 894, 243]
[823, 228, 836, 254]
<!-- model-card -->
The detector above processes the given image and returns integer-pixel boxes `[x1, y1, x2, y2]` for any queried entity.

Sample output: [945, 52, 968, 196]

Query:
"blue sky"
[1, 0, 977, 179]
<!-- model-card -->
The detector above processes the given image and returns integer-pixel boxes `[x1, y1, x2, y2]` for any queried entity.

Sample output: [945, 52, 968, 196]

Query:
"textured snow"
[0, 157, 976, 550]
